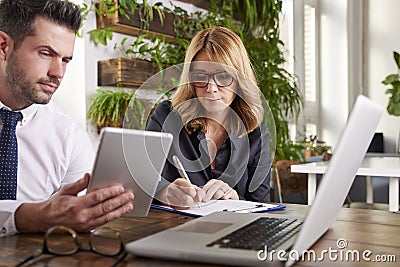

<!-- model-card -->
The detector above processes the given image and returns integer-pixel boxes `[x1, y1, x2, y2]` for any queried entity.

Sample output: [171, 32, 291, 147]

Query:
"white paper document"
[151, 199, 285, 217]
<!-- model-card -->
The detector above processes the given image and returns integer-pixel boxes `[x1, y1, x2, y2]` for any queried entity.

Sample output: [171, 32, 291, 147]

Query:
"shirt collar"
[196, 130, 238, 151]
[0, 101, 39, 126]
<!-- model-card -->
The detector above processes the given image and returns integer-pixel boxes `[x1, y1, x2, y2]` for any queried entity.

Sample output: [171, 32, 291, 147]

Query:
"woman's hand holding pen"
[167, 156, 238, 207]
[202, 179, 239, 202]
[163, 155, 203, 209]
[158, 178, 204, 209]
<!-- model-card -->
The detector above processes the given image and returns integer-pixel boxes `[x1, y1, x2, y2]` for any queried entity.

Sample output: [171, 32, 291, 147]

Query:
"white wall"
[319, 0, 400, 153]
[319, 0, 349, 149]
[367, 0, 400, 153]
[52, 0, 86, 128]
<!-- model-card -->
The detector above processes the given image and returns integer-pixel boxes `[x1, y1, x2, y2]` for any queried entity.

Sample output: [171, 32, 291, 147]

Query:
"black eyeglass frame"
[45, 225, 124, 256]
[16, 225, 125, 267]
[189, 71, 235, 88]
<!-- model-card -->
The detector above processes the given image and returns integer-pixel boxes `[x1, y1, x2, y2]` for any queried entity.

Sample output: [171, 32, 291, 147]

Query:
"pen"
[222, 204, 265, 213]
[172, 155, 201, 208]
[172, 155, 191, 182]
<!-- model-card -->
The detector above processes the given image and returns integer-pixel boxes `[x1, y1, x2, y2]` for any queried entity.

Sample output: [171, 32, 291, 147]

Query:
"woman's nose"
[206, 80, 218, 92]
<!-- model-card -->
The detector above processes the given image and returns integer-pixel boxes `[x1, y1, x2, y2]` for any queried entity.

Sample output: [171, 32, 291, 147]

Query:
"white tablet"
[87, 127, 173, 217]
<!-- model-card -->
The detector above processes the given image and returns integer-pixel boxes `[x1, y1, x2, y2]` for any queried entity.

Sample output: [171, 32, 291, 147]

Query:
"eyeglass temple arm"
[109, 251, 128, 267]
[15, 248, 43, 267]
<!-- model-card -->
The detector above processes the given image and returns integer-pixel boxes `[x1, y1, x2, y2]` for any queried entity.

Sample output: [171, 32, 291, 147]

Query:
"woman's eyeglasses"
[16, 225, 127, 267]
[190, 71, 234, 88]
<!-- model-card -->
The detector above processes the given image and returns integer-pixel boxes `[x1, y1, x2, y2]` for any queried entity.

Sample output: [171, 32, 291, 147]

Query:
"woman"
[147, 26, 272, 208]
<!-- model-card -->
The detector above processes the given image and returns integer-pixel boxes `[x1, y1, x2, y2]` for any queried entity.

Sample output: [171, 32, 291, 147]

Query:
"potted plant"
[87, 89, 149, 132]
[302, 135, 331, 158]
[87, 89, 132, 132]
[98, 33, 172, 87]
[382, 51, 400, 116]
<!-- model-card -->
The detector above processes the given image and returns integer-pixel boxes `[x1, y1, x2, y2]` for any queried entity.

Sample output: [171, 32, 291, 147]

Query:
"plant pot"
[304, 148, 315, 158]
[98, 58, 160, 88]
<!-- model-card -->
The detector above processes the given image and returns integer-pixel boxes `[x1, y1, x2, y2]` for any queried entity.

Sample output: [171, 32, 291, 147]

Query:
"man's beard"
[5, 52, 58, 107]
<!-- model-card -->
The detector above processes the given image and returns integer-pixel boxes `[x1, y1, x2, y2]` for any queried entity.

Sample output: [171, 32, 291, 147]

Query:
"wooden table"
[2, 205, 399, 266]
[291, 157, 400, 212]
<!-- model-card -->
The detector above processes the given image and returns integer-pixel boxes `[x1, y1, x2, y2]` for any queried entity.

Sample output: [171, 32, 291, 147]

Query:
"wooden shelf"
[95, 1, 199, 88]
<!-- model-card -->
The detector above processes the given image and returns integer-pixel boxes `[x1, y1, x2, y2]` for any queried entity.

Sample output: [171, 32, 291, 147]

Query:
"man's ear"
[0, 31, 13, 61]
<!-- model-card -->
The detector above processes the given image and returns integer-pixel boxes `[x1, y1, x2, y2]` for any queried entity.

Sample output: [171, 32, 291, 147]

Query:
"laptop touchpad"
[178, 222, 233, 234]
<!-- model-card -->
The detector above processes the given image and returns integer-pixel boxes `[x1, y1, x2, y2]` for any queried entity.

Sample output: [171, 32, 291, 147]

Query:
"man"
[0, 0, 134, 237]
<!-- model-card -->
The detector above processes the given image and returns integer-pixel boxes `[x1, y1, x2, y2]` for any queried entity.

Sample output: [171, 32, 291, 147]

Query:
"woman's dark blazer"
[146, 100, 271, 202]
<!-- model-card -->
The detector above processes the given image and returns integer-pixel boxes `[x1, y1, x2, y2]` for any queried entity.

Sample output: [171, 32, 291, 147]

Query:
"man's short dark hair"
[0, 0, 82, 48]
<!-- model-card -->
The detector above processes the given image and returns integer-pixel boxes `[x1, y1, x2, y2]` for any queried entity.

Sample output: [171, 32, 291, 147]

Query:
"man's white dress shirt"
[0, 101, 94, 236]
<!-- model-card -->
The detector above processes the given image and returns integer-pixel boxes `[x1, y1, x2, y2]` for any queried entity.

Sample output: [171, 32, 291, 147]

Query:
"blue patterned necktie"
[0, 109, 22, 200]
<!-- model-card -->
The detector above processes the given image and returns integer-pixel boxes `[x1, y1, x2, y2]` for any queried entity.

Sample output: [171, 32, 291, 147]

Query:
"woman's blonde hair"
[172, 26, 264, 137]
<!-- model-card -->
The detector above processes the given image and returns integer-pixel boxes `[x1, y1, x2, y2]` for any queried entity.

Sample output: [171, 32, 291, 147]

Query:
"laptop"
[125, 95, 384, 266]
[87, 127, 173, 217]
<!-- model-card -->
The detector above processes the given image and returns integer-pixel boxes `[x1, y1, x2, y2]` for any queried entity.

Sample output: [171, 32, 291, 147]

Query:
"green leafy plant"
[170, 6, 205, 40]
[124, 95, 148, 130]
[81, 0, 164, 46]
[115, 33, 169, 72]
[382, 51, 400, 116]
[87, 89, 132, 132]
[301, 135, 331, 158]
[87, 89, 149, 131]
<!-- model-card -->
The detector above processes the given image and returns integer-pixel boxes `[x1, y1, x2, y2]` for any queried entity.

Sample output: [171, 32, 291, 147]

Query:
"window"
[280, 0, 320, 142]
[304, 3, 317, 103]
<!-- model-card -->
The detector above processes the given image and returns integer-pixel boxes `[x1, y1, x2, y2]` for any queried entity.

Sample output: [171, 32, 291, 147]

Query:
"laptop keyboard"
[206, 217, 302, 251]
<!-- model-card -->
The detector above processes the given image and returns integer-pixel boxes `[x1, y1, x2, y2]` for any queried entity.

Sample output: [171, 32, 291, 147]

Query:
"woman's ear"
[0, 31, 13, 61]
